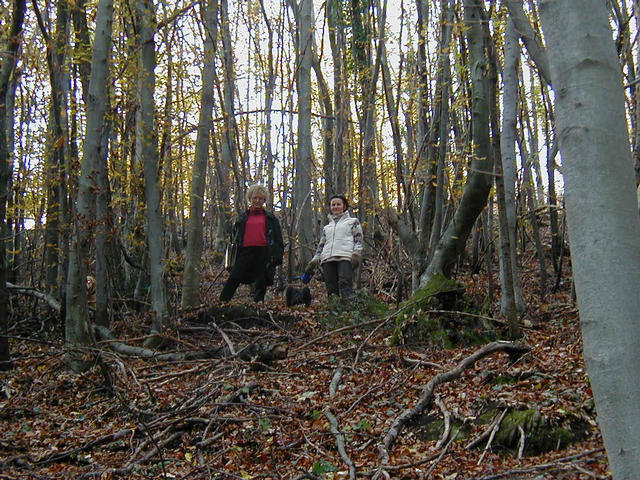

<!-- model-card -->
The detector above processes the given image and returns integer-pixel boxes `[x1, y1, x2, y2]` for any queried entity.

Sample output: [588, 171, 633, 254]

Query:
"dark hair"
[329, 194, 349, 210]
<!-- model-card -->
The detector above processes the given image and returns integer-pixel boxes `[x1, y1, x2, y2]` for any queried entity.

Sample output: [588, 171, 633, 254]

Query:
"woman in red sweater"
[220, 184, 284, 303]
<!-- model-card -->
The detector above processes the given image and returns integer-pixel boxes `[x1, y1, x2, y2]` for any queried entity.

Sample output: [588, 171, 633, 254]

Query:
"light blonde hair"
[246, 184, 269, 205]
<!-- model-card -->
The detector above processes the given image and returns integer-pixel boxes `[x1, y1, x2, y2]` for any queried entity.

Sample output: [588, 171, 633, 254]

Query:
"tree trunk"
[352, 0, 379, 244]
[416, 0, 435, 242]
[66, 0, 114, 372]
[428, 0, 454, 257]
[216, 0, 236, 253]
[181, 0, 218, 308]
[420, 0, 494, 286]
[503, 0, 552, 86]
[312, 48, 334, 205]
[327, 0, 347, 198]
[498, 17, 524, 315]
[539, 2, 640, 477]
[292, 0, 314, 267]
[136, 0, 170, 345]
[0, 0, 27, 369]
[35, 0, 70, 296]
[517, 130, 548, 299]
[258, 0, 276, 202]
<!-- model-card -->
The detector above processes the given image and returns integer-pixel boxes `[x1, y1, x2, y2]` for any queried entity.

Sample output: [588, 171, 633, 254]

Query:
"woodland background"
[1, 0, 640, 478]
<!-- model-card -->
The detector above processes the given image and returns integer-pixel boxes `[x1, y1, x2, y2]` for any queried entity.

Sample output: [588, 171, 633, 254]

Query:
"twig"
[469, 447, 605, 480]
[352, 316, 394, 367]
[573, 464, 604, 479]
[212, 322, 236, 356]
[329, 367, 343, 398]
[35, 429, 136, 465]
[477, 408, 508, 465]
[293, 316, 391, 353]
[421, 427, 460, 479]
[324, 407, 356, 480]
[465, 410, 506, 450]
[343, 365, 417, 417]
[402, 355, 444, 369]
[517, 425, 526, 459]
[434, 395, 450, 449]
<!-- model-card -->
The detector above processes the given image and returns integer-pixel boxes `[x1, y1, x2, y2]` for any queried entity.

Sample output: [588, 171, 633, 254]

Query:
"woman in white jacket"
[306, 195, 363, 298]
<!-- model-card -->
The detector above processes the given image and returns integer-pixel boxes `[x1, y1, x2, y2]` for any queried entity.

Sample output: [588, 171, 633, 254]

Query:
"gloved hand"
[301, 271, 313, 284]
[351, 253, 361, 267]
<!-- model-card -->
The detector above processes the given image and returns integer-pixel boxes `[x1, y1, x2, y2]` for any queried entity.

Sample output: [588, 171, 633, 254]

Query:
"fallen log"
[6, 282, 61, 311]
[93, 324, 287, 364]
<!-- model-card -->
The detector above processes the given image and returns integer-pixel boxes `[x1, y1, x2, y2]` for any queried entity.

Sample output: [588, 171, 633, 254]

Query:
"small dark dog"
[285, 286, 312, 307]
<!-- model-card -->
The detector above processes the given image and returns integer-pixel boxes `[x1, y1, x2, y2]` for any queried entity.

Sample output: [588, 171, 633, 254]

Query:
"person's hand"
[352, 253, 361, 267]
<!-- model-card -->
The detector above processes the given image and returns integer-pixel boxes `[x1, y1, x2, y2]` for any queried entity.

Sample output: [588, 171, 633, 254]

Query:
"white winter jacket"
[312, 211, 363, 264]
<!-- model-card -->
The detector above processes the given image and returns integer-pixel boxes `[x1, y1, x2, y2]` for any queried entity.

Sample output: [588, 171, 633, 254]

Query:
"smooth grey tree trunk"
[258, 0, 276, 201]
[327, 0, 347, 198]
[540, 2, 640, 478]
[427, 0, 454, 257]
[66, 0, 114, 371]
[520, 138, 548, 298]
[503, 0, 551, 86]
[0, 0, 27, 369]
[376, 0, 406, 209]
[498, 17, 524, 314]
[216, 0, 236, 250]
[136, 0, 170, 345]
[159, 39, 181, 256]
[416, 0, 435, 241]
[420, 0, 494, 286]
[312, 47, 334, 205]
[95, 121, 111, 327]
[352, 0, 379, 245]
[293, 0, 314, 267]
[181, 0, 218, 308]
[35, 0, 70, 296]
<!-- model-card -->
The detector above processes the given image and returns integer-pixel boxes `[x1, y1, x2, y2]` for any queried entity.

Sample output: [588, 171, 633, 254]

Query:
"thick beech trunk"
[540, 2, 640, 477]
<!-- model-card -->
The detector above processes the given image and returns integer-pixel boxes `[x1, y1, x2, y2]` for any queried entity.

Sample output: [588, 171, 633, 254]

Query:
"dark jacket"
[229, 209, 284, 285]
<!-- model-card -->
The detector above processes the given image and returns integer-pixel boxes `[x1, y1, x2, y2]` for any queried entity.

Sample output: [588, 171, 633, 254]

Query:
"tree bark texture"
[293, 0, 315, 267]
[136, 0, 170, 340]
[65, 0, 114, 371]
[0, 0, 27, 368]
[420, 0, 494, 286]
[181, 0, 218, 308]
[540, 2, 640, 478]
[498, 17, 524, 315]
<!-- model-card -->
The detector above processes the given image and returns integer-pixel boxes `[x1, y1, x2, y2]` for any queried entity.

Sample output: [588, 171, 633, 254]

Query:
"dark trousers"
[322, 260, 353, 298]
[220, 246, 268, 302]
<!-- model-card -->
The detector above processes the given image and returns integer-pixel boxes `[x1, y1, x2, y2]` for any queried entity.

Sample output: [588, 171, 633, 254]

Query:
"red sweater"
[242, 208, 267, 246]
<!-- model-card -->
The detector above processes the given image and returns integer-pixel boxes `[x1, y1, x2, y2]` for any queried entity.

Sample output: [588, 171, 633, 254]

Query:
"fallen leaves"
[0, 276, 611, 479]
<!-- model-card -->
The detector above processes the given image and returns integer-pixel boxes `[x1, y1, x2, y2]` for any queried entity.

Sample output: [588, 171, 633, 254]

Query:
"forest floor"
[1, 260, 610, 479]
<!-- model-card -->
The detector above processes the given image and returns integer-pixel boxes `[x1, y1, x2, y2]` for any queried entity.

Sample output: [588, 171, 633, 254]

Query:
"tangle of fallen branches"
[375, 341, 529, 472]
